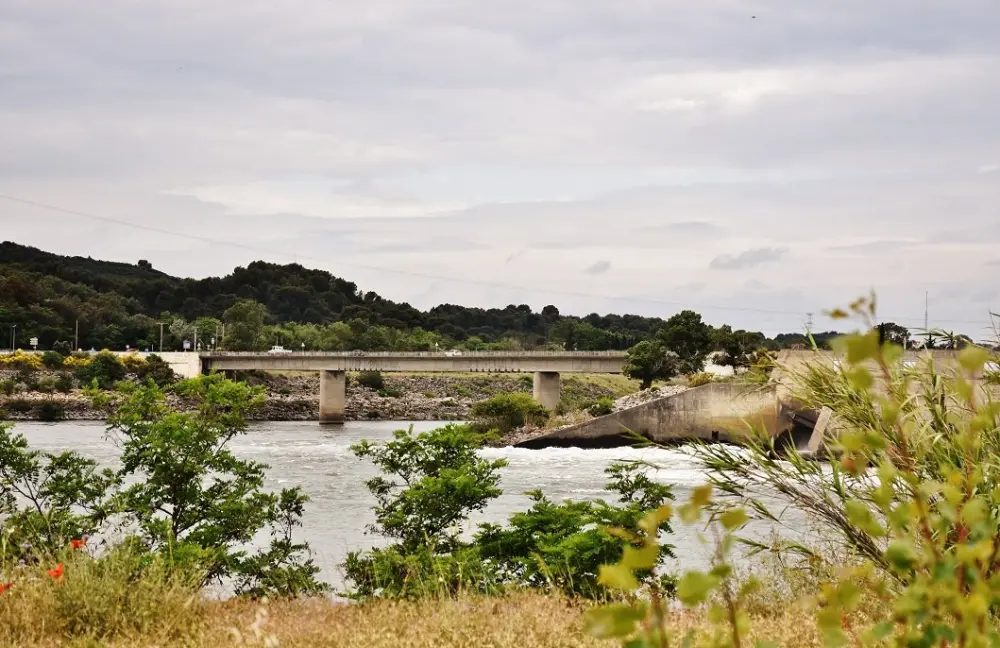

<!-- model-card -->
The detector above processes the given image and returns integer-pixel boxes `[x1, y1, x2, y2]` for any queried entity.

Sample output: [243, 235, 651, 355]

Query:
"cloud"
[709, 247, 787, 270]
[1, 0, 999, 335]
[584, 260, 612, 275]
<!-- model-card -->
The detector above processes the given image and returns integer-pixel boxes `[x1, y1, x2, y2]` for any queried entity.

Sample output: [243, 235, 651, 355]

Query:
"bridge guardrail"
[200, 350, 628, 358]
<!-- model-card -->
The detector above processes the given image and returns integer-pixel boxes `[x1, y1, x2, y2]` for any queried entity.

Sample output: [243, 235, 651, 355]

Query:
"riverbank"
[0, 370, 638, 422]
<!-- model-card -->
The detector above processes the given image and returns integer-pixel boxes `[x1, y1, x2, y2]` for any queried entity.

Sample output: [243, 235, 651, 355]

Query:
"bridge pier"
[319, 370, 346, 424]
[533, 371, 561, 411]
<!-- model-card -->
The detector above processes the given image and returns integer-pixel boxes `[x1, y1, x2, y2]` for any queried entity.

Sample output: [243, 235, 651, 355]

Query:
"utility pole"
[805, 312, 814, 334]
[159, 322, 165, 353]
[925, 291, 931, 348]
[74, 319, 79, 351]
[9, 324, 15, 351]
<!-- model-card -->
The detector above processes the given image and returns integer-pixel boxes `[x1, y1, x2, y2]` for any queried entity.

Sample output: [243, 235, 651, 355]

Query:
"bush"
[54, 373, 74, 393]
[120, 353, 147, 373]
[585, 396, 614, 417]
[35, 376, 57, 394]
[377, 387, 403, 398]
[51, 340, 72, 356]
[35, 400, 65, 422]
[357, 370, 385, 391]
[0, 379, 14, 396]
[74, 351, 126, 389]
[134, 354, 177, 387]
[0, 350, 42, 372]
[687, 372, 714, 387]
[40, 350, 65, 369]
[470, 393, 548, 433]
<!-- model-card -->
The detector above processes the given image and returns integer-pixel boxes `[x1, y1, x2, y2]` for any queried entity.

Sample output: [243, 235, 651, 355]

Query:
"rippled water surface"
[18, 421, 813, 588]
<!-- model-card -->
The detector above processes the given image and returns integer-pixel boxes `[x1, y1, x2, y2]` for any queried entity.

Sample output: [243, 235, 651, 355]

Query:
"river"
[16, 420, 814, 590]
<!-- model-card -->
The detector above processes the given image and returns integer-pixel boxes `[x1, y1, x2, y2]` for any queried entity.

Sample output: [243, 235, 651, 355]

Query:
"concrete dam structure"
[515, 382, 785, 449]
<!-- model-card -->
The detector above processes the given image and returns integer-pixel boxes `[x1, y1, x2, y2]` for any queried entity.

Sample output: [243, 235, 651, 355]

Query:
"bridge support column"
[533, 371, 561, 411]
[319, 370, 346, 424]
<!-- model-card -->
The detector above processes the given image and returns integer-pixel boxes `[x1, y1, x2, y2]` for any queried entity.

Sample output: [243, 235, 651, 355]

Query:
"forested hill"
[0, 241, 831, 352]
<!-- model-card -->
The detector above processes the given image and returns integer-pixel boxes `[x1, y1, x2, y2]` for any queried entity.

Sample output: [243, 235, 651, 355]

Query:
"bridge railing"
[200, 350, 628, 358]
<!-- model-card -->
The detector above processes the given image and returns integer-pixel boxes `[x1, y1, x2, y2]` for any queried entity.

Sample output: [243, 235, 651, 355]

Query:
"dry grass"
[0, 588, 848, 648]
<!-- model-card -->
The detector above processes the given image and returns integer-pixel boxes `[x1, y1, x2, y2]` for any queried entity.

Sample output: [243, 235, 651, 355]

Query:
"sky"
[1, 0, 998, 337]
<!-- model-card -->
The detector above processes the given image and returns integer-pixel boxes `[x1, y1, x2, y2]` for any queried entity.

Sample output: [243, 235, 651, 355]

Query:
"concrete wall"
[200, 351, 626, 374]
[123, 351, 203, 378]
[517, 382, 779, 449]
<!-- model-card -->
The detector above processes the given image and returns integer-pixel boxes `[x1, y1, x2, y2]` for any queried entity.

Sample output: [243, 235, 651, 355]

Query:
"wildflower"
[0, 582, 13, 595]
[70, 538, 87, 550]
[47, 564, 64, 580]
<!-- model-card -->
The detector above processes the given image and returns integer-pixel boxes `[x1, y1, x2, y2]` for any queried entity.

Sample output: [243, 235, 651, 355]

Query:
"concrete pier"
[532, 371, 561, 410]
[319, 370, 346, 424]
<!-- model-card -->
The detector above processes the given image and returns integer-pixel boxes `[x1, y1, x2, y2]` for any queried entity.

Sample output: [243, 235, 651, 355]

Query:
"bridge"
[198, 351, 627, 423]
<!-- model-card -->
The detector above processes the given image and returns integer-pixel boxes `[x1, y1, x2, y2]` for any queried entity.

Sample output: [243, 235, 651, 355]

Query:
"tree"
[713, 325, 766, 372]
[0, 422, 117, 564]
[470, 393, 549, 433]
[75, 351, 127, 389]
[622, 340, 678, 389]
[167, 317, 195, 350]
[875, 322, 909, 347]
[656, 310, 713, 376]
[96, 375, 326, 597]
[222, 299, 269, 351]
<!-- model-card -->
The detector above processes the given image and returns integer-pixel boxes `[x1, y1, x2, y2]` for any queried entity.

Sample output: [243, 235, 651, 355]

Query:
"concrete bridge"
[199, 351, 627, 423]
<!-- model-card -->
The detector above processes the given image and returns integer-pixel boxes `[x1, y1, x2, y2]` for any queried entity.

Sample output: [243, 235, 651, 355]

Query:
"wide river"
[17, 420, 814, 590]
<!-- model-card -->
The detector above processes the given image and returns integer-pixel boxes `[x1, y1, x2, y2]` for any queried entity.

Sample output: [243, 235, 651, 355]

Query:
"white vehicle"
[444, 349, 462, 357]
[267, 345, 292, 354]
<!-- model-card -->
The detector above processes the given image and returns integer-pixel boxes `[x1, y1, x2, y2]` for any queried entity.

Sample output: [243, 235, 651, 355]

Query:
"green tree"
[96, 375, 326, 597]
[0, 422, 117, 564]
[622, 340, 678, 390]
[134, 353, 177, 387]
[194, 316, 222, 349]
[476, 462, 675, 598]
[75, 350, 127, 389]
[713, 325, 766, 372]
[342, 424, 507, 598]
[222, 299, 269, 351]
[656, 310, 713, 375]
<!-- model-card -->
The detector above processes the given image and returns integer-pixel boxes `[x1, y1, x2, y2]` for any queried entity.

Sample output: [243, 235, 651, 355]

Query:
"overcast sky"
[1, 0, 998, 336]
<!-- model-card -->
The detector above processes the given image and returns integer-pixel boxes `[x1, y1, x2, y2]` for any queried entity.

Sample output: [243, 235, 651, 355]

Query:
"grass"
[0, 587, 846, 648]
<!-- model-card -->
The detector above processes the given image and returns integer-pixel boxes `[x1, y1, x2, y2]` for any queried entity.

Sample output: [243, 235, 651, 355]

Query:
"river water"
[16, 420, 814, 590]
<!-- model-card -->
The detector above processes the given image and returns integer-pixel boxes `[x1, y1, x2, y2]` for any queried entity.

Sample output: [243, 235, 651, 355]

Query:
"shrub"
[93, 375, 327, 598]
[35, 400, 65, 422]
[40, 350, 65, 369]
[134, 354, 177, 387]
[470, 393, 549, 433]
[377, 387, 403, 398]
[35, 376, 57, 394]
[0, 379, 14, 396]
[357, 370, 386, 391]
[0, 350, 42, 372]
[585, 396, 614, 417]
[120, 353, 147, 373]
[54, 373, 74, 393]
[687, 372, 714, 387]
[62, 354, 91, 369]
[51, 340, 72, 356]
[75, 351, 126, 389]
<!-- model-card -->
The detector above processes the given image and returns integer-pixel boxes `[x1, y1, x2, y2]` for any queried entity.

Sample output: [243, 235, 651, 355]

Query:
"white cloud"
[1, 0, 999, 334]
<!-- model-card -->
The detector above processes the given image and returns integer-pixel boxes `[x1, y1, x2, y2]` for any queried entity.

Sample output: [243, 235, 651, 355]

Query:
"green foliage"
[470, 392, 549, 433]
[75, 350, 126, 389]
[0, 378, 14, 396]
[54, 373, 74, 393]
[96, 375, 326, 597]
[222, 298, 269, 351]
[133, 353, 177, 387]
[622, 340, 678, 390]
[41, 350, 65, 369]
[688, 372, 715, 387]
[357, 370, 386, 391]
[586, 396, 615, 417]
[476, 462, 675, 598]
[656, 309, 714, 376]
[0, 421, 117, 563]
[35, 400, 65, 422]
[714, 325, 768, 372]
[343, 424, 507, 598]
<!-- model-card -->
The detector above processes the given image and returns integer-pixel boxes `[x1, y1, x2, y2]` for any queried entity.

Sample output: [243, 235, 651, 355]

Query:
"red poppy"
[0, 582, 13, 595]
[70, 538, 86, 550]
[47, 564, 64, 580]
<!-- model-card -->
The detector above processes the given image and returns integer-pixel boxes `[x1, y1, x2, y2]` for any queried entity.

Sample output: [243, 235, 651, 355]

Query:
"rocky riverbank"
[0, 370, 637, 422]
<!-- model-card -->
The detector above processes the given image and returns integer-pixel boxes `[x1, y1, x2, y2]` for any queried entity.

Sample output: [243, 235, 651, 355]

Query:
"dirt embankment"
[0, 370, 635, 422]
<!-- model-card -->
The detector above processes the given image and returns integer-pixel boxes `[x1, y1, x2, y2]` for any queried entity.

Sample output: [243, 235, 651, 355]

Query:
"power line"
[0, 191, 995, 329]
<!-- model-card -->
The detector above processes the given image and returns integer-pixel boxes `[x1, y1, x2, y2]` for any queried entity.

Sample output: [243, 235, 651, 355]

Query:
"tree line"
[0, 242, 968, 355]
